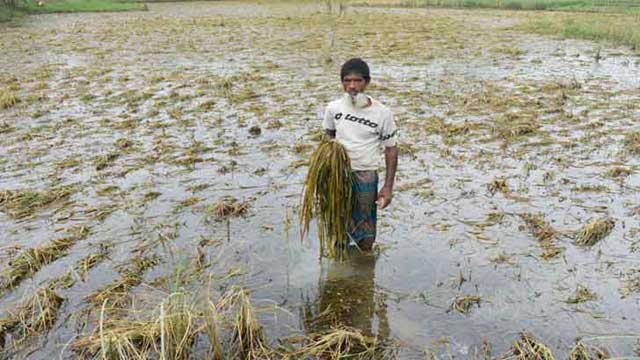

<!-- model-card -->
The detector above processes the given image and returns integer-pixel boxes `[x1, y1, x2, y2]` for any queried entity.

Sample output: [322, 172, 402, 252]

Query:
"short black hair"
[340, 58, 370, 82]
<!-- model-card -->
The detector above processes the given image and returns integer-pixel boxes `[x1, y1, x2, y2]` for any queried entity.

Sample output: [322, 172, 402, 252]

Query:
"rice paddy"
[0, 0, 639, 358]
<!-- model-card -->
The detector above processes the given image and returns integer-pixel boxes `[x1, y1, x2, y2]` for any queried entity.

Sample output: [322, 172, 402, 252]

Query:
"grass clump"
[0, 184, 75, 219]
[520, 213, 563, 259]
[0, 285, 64, 348]
[624, 131, 640, 154]
[508, 333, 555, 360]
[0, 88, 18, 109]
[205, 196, 251, 220]
[569, 341, 609, 360]
[1, 226, 90, 291]
[574, 217, 614, 246]
[231, 288, 271, 359]
[450, 295, 481, 314]
[289, 326, 379, 360]
[300, 140, 353, 260]
[566, 285, 598, 304]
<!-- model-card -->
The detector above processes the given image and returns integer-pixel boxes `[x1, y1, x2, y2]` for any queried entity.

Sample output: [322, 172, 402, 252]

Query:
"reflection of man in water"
[303, 253, 390, 342]
[323, 58, 398, 251]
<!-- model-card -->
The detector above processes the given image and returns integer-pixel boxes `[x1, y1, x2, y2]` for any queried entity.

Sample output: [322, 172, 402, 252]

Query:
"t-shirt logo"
[335, 113, 343, 120]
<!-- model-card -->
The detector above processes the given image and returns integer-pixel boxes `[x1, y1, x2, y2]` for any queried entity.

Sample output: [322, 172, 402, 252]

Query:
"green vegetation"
[355, 0, 640, 13]
[21, 0, 146, 14]
[519, 12, 640, 52]
[0, 0, 146, 22]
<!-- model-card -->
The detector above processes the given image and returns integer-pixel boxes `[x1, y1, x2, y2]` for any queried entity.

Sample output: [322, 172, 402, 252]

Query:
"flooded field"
[1, 1, 639, 358]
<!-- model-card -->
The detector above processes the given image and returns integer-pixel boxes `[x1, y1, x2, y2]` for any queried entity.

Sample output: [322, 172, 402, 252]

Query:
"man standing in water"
[323, 58, 398, 251]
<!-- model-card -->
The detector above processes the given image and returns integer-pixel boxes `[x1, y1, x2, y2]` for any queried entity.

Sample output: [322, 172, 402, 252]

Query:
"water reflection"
[302, 252, 389, 342]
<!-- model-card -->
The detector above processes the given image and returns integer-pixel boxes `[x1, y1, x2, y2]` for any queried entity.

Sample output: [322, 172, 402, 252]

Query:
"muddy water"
[1, 1, 639, 358]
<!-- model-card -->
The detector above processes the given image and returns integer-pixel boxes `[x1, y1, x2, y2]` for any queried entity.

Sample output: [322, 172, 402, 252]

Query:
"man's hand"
[376, 186, 393, 209]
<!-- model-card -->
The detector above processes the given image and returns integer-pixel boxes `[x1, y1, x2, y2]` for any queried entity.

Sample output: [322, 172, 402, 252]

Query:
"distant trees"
[2, 0, 22, 8]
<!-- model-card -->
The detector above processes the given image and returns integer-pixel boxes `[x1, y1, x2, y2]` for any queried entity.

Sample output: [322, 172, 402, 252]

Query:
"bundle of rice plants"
[300, 140, 353, 259]
[575, 217, 614, 246]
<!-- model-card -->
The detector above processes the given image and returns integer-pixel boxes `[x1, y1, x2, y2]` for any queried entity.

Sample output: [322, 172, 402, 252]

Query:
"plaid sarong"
[348, 171, 378, 245]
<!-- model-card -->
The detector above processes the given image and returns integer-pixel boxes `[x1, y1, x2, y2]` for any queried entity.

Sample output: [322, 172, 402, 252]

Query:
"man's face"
[342, 73, 368, 96]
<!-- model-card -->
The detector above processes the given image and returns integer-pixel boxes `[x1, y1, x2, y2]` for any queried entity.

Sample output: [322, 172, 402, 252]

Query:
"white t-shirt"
[323, 95, 398, 171]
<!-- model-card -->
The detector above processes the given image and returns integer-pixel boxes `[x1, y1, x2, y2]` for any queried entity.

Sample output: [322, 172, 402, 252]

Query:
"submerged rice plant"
[287, 326, 379, 360]
[1, 226, 90, 291]
[509, 333, 555, 360]
[451, 295, 482, 314]
[0, 285, 64, 349]
[574, 217, 614, 246]
[0, 184, 75, 219]
[300, 140, 353, 259]
[231, 288, 271, 359]
[568, 341, 609, 360]
[0, 88, 17, 109]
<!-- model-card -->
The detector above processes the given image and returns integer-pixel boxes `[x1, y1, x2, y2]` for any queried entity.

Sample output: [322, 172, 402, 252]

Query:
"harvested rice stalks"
[0, 184, 75, 219]
[1, 226, 90, 291]
[569, 341, 609, 360]
[451, 295, 481, 314]
[0, 285, 63, 348]
[575, 217, 614, 246]
[566, 285, 598, 304]
[232, 288, 271, 359]
[206, 196, 251, 220]
[508, 333, 555, 360]
[520, 213, 563, 260]
[300, 140, 353, 259]
[606, 166, 632, 178]
[286, 326, 378, 360]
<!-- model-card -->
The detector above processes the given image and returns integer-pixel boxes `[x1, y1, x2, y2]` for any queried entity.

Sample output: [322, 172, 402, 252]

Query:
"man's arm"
[377, 145, 397, 209]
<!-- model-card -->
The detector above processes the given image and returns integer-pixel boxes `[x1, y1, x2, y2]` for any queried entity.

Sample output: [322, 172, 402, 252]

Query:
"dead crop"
[574, 217, 614, 247]
[300, 140, 353, 260]
[520, 213, 563, 259]
[506, 333, 555, 360]
[205, 196, 251, 220]
[566, 285, 598, 304]
[286, 326, 379, 360]
[0, 89, 18, 109]
[568, 341, 609, 360]
[0, 185, 75, 219]
[1, 226, 90, 291]
[450, 295, 481, 314]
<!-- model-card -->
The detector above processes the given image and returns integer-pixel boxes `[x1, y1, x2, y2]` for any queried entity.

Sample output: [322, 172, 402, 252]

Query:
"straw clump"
[520, 213, 563, 259]
[569, 341, 609, 360]
[566, 285, 598, 304]
[230, 288, 271, 359]
[0, 88, 18, 109]
[206, 196, 251, 220]
[451, 295, 481, 314]
[575, 217, 614, 246]
[287, 326, 378, 360]
[0, 184, 75, 219]
[508, 333, 555, 360]
[0, 285, 64, 349]
[300, 140, 353, 259]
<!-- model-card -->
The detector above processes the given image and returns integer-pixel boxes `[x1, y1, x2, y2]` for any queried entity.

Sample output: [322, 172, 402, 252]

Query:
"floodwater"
[0, 1, 639, 358]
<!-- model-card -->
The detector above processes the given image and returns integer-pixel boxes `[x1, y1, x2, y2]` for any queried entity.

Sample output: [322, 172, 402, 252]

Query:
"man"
[323, 58, 398, 251]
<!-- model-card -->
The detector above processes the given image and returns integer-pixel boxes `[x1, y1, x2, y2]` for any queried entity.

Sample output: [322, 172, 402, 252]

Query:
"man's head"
[340, 58, 370, 97]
